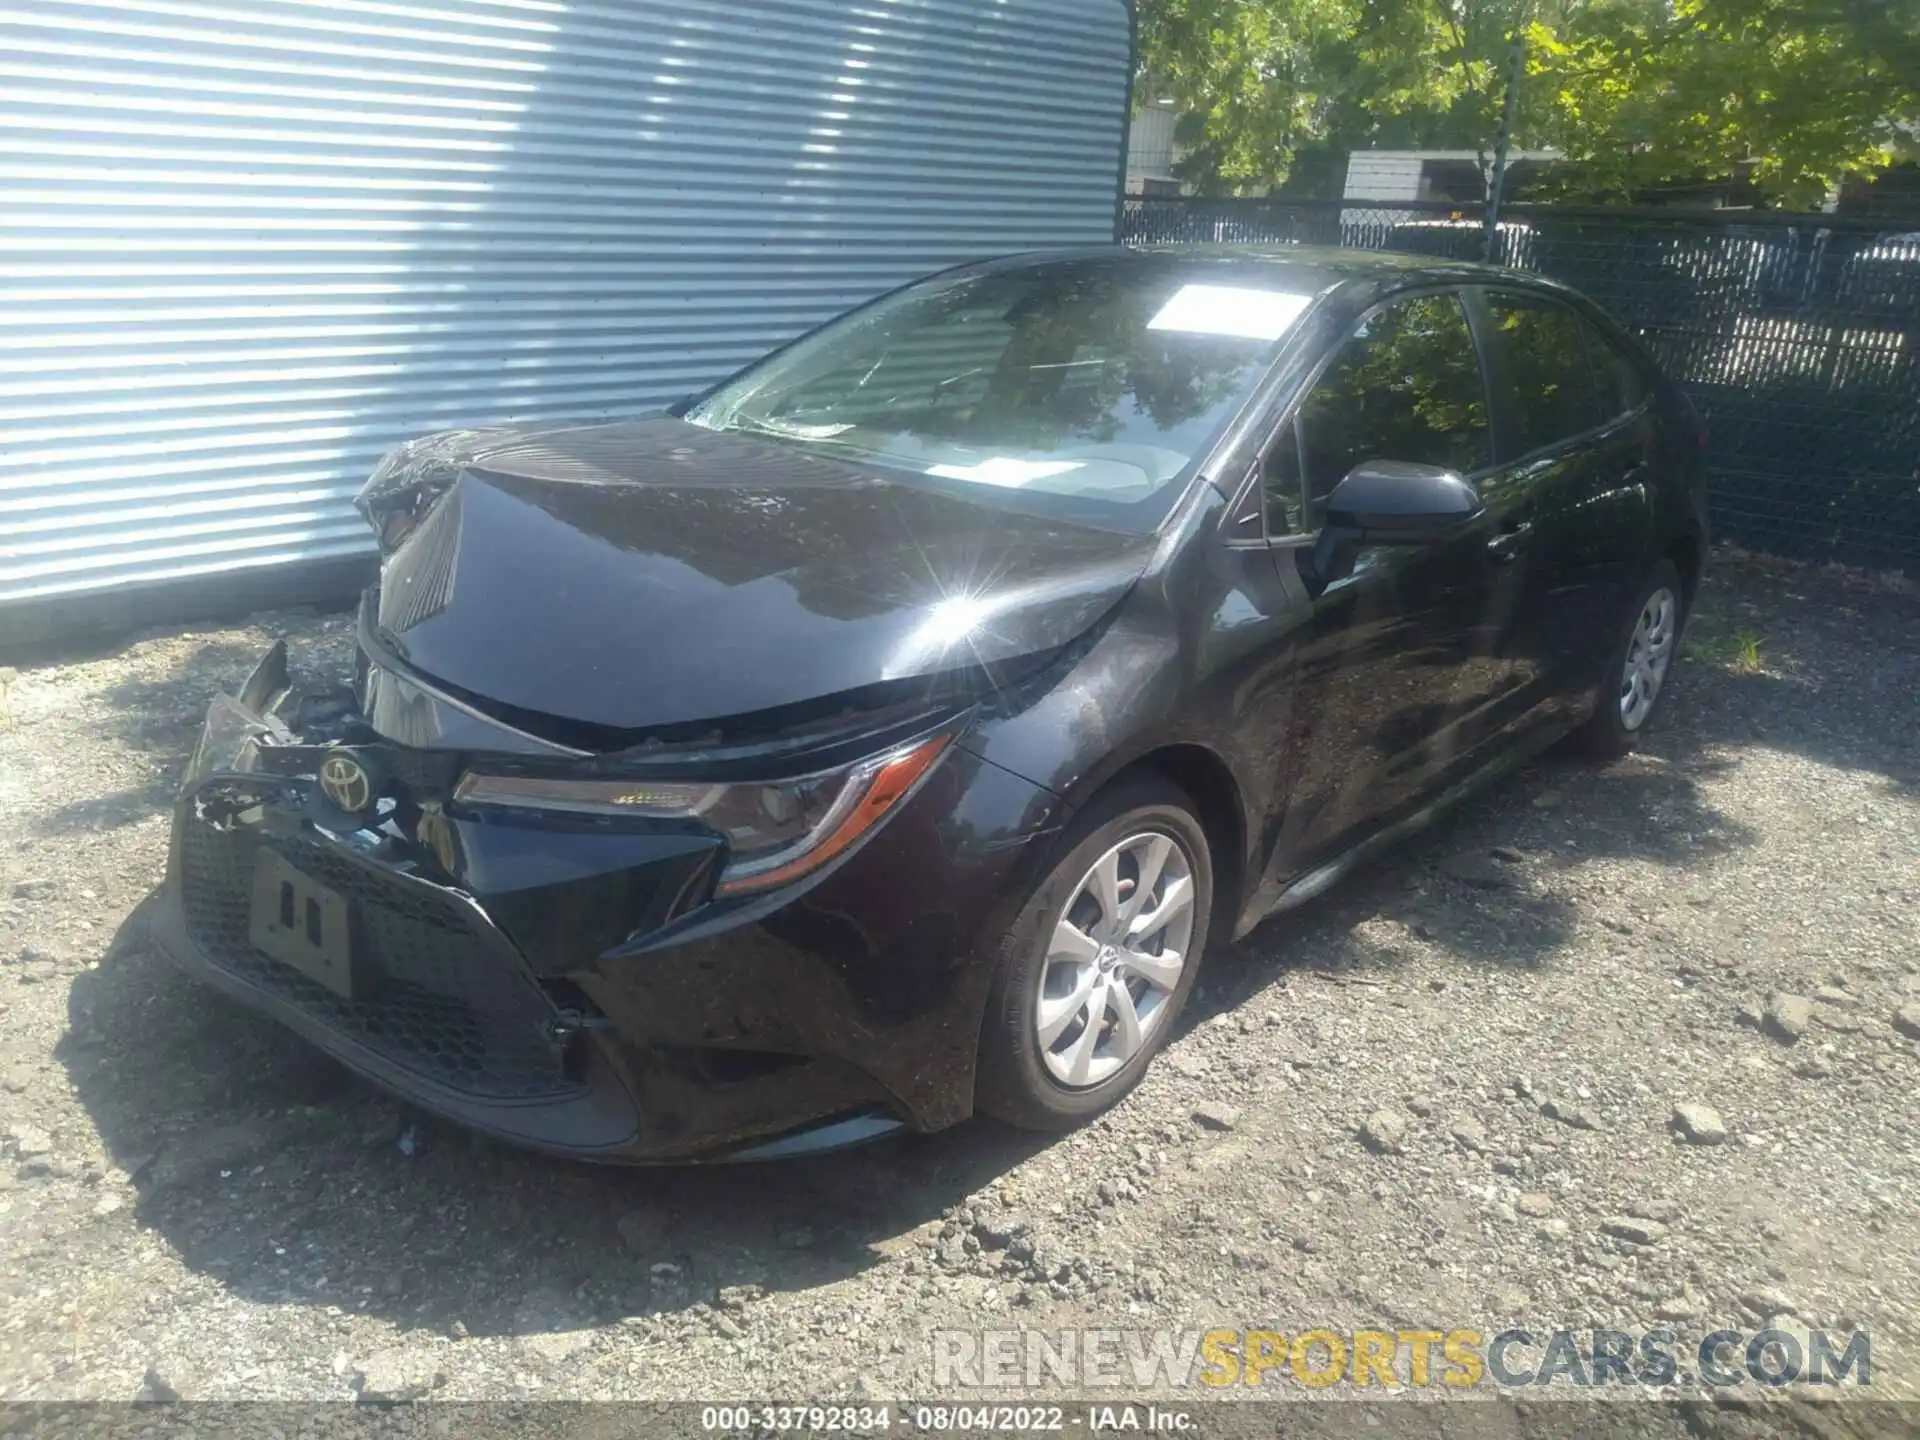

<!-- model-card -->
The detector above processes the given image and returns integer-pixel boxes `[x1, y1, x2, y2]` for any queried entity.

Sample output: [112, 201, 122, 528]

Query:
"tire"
[975, 775, 1214, 1131]
[1574, 558, 1686, 760]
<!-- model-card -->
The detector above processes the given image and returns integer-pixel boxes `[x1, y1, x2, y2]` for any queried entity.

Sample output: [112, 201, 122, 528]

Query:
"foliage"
[1135, 0, 1357, 191]
[1526, 0, 1919, 206]
[1137, 0, 1920, 205]
[1681, 619, 1768, 673]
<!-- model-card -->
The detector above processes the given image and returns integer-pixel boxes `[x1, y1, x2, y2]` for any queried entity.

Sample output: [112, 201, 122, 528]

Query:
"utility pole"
[1481, 27, 1526, 264]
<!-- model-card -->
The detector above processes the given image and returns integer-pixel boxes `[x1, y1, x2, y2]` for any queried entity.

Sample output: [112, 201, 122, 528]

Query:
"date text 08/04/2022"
[698, 1406, 1194, 1433]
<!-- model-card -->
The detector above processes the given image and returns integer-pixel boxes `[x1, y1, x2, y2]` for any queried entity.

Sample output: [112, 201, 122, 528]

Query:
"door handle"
[1488, 521, 1533, 561]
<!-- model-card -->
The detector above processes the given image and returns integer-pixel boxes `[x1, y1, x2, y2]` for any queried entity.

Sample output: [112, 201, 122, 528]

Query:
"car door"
[1469, 288, 1656, 728]
[1566, 312, 1663, 682]
[1250, 289, 1521, 876]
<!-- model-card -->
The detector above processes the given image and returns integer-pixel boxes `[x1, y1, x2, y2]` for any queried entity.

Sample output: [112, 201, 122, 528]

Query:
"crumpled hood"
[366, 416, 1156, 741]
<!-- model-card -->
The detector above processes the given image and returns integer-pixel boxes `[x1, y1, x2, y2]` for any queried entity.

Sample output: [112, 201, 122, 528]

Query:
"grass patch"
[1684, 623, 1767, 673]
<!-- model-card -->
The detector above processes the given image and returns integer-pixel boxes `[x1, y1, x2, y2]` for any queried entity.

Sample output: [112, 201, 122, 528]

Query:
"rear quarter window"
[1579, 316, 1651, 418]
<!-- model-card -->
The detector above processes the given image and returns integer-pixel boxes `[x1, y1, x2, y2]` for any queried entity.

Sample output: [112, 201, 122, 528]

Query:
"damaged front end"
[154, 640, 943, 1162]
[345, 414, 1157, 744]
[350, 426, 520, 554]
[151, 415, 1121, 1160]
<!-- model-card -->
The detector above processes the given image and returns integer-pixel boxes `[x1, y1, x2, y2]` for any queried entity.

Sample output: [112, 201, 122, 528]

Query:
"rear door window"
[1483, 292, 1608, 459]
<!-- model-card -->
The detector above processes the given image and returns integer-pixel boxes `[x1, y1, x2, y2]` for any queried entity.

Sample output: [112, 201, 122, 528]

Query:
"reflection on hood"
[369, 417, 1160, 743]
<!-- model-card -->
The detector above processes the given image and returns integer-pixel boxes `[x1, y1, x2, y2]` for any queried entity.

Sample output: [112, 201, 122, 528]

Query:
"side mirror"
[1301, 461, 1483, 596]
[1323, 460, 1483, 541]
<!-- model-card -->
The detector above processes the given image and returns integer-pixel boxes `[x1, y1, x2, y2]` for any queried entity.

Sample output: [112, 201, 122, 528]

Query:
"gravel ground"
[1, 550, 1917, 1434]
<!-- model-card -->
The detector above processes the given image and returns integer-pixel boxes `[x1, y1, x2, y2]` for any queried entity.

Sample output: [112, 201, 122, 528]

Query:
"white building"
[1343, 148, 1561, 207]
[1126, 97, 1184, 194]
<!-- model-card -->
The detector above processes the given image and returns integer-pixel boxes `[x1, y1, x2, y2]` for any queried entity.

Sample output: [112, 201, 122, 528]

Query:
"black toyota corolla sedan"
[153, 246, 1707, 1162]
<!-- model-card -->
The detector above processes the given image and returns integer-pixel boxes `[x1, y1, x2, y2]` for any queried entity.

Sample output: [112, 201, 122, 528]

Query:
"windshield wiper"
[718, 415, 893, 467]
[727, 415, 851, 444]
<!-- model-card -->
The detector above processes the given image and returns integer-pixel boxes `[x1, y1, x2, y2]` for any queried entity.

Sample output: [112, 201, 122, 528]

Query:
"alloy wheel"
[1619, 586, 1678, 731]
[1034, 830, 1196, 1088]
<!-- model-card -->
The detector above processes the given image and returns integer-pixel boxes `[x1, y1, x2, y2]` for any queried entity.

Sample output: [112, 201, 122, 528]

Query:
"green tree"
[1527, 0, 1918, 205]
[1135, 0, 1360, 190]
[1138, 0, 1919, 205]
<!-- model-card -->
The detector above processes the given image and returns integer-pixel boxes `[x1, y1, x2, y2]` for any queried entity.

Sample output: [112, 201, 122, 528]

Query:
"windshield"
[684, 256, 1314, 531]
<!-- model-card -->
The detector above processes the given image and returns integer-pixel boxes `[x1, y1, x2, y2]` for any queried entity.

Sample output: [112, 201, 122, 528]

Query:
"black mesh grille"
[178, 812, 579, 1101]
[379, 745, 458, 794]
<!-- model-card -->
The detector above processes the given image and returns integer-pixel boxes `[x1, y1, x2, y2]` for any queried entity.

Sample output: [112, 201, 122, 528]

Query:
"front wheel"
[975, 777, 1214, 1131]
[1574, 558, 1686, 759]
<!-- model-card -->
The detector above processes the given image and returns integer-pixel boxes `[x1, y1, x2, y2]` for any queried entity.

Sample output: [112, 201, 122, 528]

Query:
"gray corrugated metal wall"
[0, 0, 1130, 624]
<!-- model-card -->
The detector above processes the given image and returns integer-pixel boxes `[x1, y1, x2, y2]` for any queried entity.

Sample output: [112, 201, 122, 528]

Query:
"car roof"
[970, 242, 1570, 311]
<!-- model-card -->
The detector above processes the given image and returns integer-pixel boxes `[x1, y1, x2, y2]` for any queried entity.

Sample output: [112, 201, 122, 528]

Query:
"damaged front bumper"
[151, 642, 1052, 1163]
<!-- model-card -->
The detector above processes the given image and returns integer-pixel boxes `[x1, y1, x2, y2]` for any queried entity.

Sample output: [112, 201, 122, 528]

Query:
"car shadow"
[62, 904, 1054, 1346]
[1177, 668, 1769, 1031]
[1187, 553, 1920, 1029]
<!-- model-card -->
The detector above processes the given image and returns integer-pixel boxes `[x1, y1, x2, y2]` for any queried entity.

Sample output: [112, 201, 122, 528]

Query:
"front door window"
[1266, 292, 1491, 537]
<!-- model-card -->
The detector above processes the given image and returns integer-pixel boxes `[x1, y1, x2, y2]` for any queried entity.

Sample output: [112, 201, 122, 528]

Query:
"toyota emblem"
[318, 752, 374, 814]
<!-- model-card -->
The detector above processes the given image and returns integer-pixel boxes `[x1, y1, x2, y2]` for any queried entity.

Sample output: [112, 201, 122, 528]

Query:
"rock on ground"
[1672, 1101, 1728, 1145]
[1764, 991, 1814, 1042]
[1190, 1102, 1240, 1132]
[1600, 1216, 1672, 1246]
[354, 1347, 445, 1403]
[1358, 1108, 1410, 1155]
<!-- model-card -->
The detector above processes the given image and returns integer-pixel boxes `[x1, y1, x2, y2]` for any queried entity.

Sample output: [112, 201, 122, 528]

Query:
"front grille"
[178, 812, 580, 1101]
[376, 743, 458, 795]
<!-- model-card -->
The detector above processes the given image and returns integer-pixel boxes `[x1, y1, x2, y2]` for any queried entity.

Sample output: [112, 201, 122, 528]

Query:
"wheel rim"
[1619, 585, 1678, 732]
[1035, 829, 1195, 1089]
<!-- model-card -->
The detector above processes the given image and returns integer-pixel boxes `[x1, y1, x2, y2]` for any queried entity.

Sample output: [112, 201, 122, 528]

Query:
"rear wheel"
[975, 777, 1213, 1131]
[1575, 558, 1685, 759]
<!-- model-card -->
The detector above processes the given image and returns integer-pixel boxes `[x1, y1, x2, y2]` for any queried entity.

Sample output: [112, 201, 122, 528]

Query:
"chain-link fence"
[1122, 196, 1920, 575]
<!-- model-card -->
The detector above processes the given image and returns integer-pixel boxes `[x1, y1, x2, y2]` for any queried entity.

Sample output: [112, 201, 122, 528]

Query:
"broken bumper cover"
[149, 645, 1059, 1163]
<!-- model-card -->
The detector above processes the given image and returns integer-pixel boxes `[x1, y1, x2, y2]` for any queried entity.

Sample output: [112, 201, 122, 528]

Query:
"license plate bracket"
[249, 850, 356, 999]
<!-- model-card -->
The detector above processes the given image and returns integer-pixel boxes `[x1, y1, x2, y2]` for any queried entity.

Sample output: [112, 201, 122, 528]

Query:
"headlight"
[452, 732, 952, 897]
